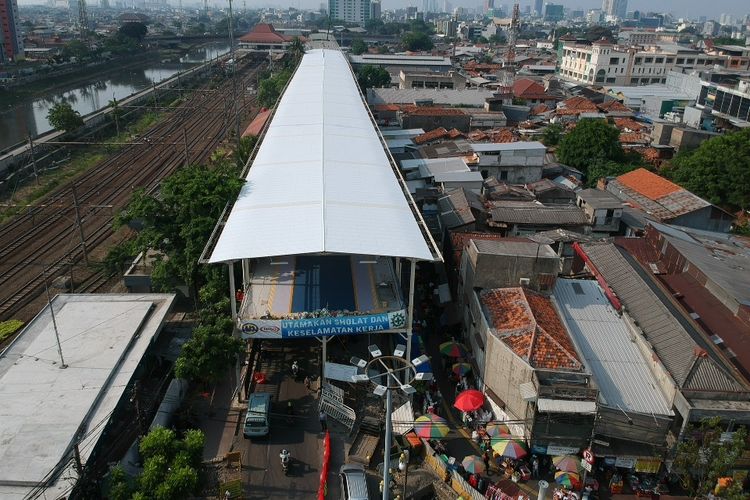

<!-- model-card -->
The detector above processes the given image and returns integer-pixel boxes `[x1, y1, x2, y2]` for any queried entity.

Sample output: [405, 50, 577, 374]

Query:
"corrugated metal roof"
[368, 88, 493, 107]
[471, 141, 546, 152]
[580, 243, 745, 393]
[537, 398, 597, 414]
[553, 279, 673, 416]
[208, 49, 435, 263]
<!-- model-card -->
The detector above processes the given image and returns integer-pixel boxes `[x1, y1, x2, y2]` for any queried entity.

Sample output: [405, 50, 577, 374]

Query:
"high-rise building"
[0, 0, 24, 63]
[370, 0, 380, 19]
[602, 0, 627, 19]
[544, 3, 564, 22]
[483, 0, 494, 14]
[329, 0, 370, 25]
[533, 0, 543, 17]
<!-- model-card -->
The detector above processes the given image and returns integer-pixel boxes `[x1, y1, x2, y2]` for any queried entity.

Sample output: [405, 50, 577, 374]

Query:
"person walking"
[304, 376, 311, 392]
[319, 410, 327, 431]
[532, 455, 539, 478]
[483, 449, 491, 473]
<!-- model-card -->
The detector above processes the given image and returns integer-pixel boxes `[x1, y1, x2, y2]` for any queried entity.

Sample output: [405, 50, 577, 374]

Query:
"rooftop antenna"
[42, 266, 68, 369]
[505, 2, 519, 78]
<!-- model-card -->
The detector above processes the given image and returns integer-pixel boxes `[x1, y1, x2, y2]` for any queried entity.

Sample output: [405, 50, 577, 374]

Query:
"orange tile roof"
[448, 231, 505, 265]
[447, 128, 465, 139]
[513, 78, 547, 99]
[616, 168, 681, 200]
[598, 100, 632, 113]
[480, 288, 582, 371]
[618, 132, 650, 144]
[614, 117, 645, 131]
[557, 96, 599, 115]
[414, 127, 449, 145]
[531, 104, 550, 115]
[239, 23, 296, 43]
[373, 104, 400, 112]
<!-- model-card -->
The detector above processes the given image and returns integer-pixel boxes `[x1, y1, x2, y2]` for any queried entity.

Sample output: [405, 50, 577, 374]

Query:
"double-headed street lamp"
[351, 344, 432, 500]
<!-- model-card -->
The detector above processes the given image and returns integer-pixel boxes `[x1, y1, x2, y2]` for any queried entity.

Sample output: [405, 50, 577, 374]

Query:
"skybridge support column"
[321, 336, 328, 383]
[229, 261, 237, 322]
[405, 259, 416, 370]
[242, 259, 250, 290]
[395, 258, 402, 287]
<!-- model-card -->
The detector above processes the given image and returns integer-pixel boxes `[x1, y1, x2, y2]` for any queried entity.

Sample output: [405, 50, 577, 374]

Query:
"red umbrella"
[454, 389, 485, 412]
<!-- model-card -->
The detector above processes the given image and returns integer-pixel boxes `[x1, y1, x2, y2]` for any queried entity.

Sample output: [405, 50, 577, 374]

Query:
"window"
[645, 57, 653, 63]
[499, 170, 508, 180]
[666, 57, 674, 63]
[686, 58, 695, 64]
[655, 57, 664, 63]
[676, 58, 684, 64]
[634, 57, 642, 65]
[606, 77, 616, 83]
[609, 57, 619, 64]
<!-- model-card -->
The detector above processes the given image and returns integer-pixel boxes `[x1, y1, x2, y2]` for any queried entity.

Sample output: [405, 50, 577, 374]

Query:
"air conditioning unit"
[519, 277, 530, 286]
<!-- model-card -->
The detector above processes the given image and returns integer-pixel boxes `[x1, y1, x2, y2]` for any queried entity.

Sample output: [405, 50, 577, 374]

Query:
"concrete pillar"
[538, 480, 549, 500]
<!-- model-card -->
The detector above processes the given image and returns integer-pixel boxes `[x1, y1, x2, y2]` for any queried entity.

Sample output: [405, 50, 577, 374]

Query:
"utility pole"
[28, 134, 40, 185]
[152, 83, 158, 111]
[112, 94, 120, 136]
[43, 265, 67, 369]
[227, 0, 241, 158]
[71, 185, 89, 266]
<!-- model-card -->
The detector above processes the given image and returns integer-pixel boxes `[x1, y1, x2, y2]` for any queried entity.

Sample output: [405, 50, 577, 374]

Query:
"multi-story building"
[696, 77, 750, 128]
[533, 0, 542, 18]
[559, 40, 719, 86]
[370, 0, 381, 19]
[329, 0, 370, 25]
[543, 3, 563, 22]
[602, 0, 626, 19]
[0, 0, 24, 63]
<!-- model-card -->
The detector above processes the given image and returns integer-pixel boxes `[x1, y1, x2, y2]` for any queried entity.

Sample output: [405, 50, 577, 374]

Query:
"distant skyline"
[16, 0, 750, 19]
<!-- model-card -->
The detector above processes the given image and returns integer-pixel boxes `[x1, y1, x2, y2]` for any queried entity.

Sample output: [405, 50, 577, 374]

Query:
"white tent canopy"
[209, 49, 435, 263]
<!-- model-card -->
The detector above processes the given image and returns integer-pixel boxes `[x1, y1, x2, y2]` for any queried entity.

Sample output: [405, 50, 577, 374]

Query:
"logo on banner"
[239, 309, 408, 339]
[583, 449, 594, 464]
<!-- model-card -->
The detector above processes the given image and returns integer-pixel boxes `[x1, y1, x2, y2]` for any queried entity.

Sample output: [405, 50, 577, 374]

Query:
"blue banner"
[239, 309, 408, 339]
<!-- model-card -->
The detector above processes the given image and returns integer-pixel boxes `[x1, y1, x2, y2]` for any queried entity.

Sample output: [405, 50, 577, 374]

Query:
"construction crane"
[505, 2, 519, 77]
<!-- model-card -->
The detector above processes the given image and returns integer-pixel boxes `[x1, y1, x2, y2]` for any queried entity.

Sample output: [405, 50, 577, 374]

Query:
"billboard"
[239, 309, 408, 339]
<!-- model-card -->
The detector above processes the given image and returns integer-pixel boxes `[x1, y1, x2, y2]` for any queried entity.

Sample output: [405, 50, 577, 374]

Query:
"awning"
[537, 398, 596, 414]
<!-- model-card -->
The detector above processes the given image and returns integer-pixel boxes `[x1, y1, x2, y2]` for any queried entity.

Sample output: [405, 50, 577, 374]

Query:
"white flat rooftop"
[0, 294, 175, 499]
[553, 279, 673, 416]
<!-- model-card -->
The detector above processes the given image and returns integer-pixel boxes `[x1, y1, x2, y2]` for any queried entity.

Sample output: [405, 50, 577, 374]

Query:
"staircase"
[319, 383, 356, 432]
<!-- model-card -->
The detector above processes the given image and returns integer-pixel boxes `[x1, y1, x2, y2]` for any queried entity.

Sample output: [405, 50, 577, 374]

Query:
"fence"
[421, 438, 485, 500]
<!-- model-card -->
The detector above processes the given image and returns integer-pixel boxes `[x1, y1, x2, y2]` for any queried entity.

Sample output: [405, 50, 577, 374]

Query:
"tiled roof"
[447, 231, 507, 266]
[242, 107, 272, 137]
[579, 243, 747, 393]
[598, 100, 632, 113]
[513, 78, 547, 99]
[556, 96, 599, 115]
[490, 206, 588, 226]
[616, 168, 680, 200]
[373, 104, 400, 112]
[531, 104, 550, 115]
[614, 118, 645, 131]
[401, 106, 467, 116]
[414, 127, 449, 145]
[618, 132, 650, 144]
[447, 128, 465, 139]
[480, 288, 582, 371]
[239, 23, 294, 43]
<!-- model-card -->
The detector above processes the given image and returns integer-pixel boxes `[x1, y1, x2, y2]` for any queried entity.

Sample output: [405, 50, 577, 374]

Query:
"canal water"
[0, 42, 229, 152]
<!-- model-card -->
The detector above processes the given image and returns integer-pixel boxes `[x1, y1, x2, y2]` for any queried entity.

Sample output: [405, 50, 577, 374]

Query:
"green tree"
[586, 160, 638, 187]
[119, 22, 148, 41]
[350, 37, 367, 55]
[61, 39, 91, 60]
[257, 69, 293, 107]
[663, 128, 750, 210]
[47, 101, 84, 132]
[114, 161, 244, 295]
[402, 31, 433, 51]
[139, 427, 178, 461]
[287, 37, 305, 66]
[557, 119, 624, 176]
[672, 418, 748, 498]
[236, 135, 257, 167]
[541, 123, 564, 146]
[174, 315, 243, 384]
[356, 64, 391, 91]
[584, 25, 613, 42]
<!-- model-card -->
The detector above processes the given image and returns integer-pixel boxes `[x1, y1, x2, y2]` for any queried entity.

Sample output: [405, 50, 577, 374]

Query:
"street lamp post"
[351, 344, 432, 500]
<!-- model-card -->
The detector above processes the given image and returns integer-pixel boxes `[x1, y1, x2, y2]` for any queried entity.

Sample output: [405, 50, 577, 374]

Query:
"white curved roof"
[209, 49, 435, 263]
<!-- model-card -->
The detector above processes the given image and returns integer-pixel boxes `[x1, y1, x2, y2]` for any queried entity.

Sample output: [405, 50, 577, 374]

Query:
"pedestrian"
[483, 449, 491, 472]
[319, 410, 327, 431]
[304, 376, 311, 391]
[532, 455, 539, 478]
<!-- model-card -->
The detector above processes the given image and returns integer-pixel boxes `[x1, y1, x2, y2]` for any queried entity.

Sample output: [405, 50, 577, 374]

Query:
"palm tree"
[287, 37, 305, 66]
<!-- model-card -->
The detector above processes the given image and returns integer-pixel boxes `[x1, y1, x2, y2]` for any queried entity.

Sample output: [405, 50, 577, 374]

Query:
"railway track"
[0, 57, 264, 321]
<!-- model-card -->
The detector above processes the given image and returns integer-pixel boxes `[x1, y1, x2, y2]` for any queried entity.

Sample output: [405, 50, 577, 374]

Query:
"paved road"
[235, 341, 336, 500]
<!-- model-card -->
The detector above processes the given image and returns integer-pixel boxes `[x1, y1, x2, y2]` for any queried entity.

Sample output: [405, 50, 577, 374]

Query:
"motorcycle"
[280, 449, 291, 476]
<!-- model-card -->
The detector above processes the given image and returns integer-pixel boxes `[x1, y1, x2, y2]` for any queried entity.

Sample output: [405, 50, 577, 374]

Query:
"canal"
[0, 42, 229, 152]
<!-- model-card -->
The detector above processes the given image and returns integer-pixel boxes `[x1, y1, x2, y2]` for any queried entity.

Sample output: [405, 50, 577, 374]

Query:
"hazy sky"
[16, 0, 750, 19]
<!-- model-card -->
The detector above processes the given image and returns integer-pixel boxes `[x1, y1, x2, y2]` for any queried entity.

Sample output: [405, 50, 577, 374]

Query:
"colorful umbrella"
[492, 439, 529, 459]
[553, 455, 582, 473]
[555, 471, 581, 488]
[414, 414, 450, 439]
[485, 422, 512, 439]
[461, 455, 486, 474]
[439, 341, 469, 358]
[454, 389, 485, 412]
[452, 362, 473, 376]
